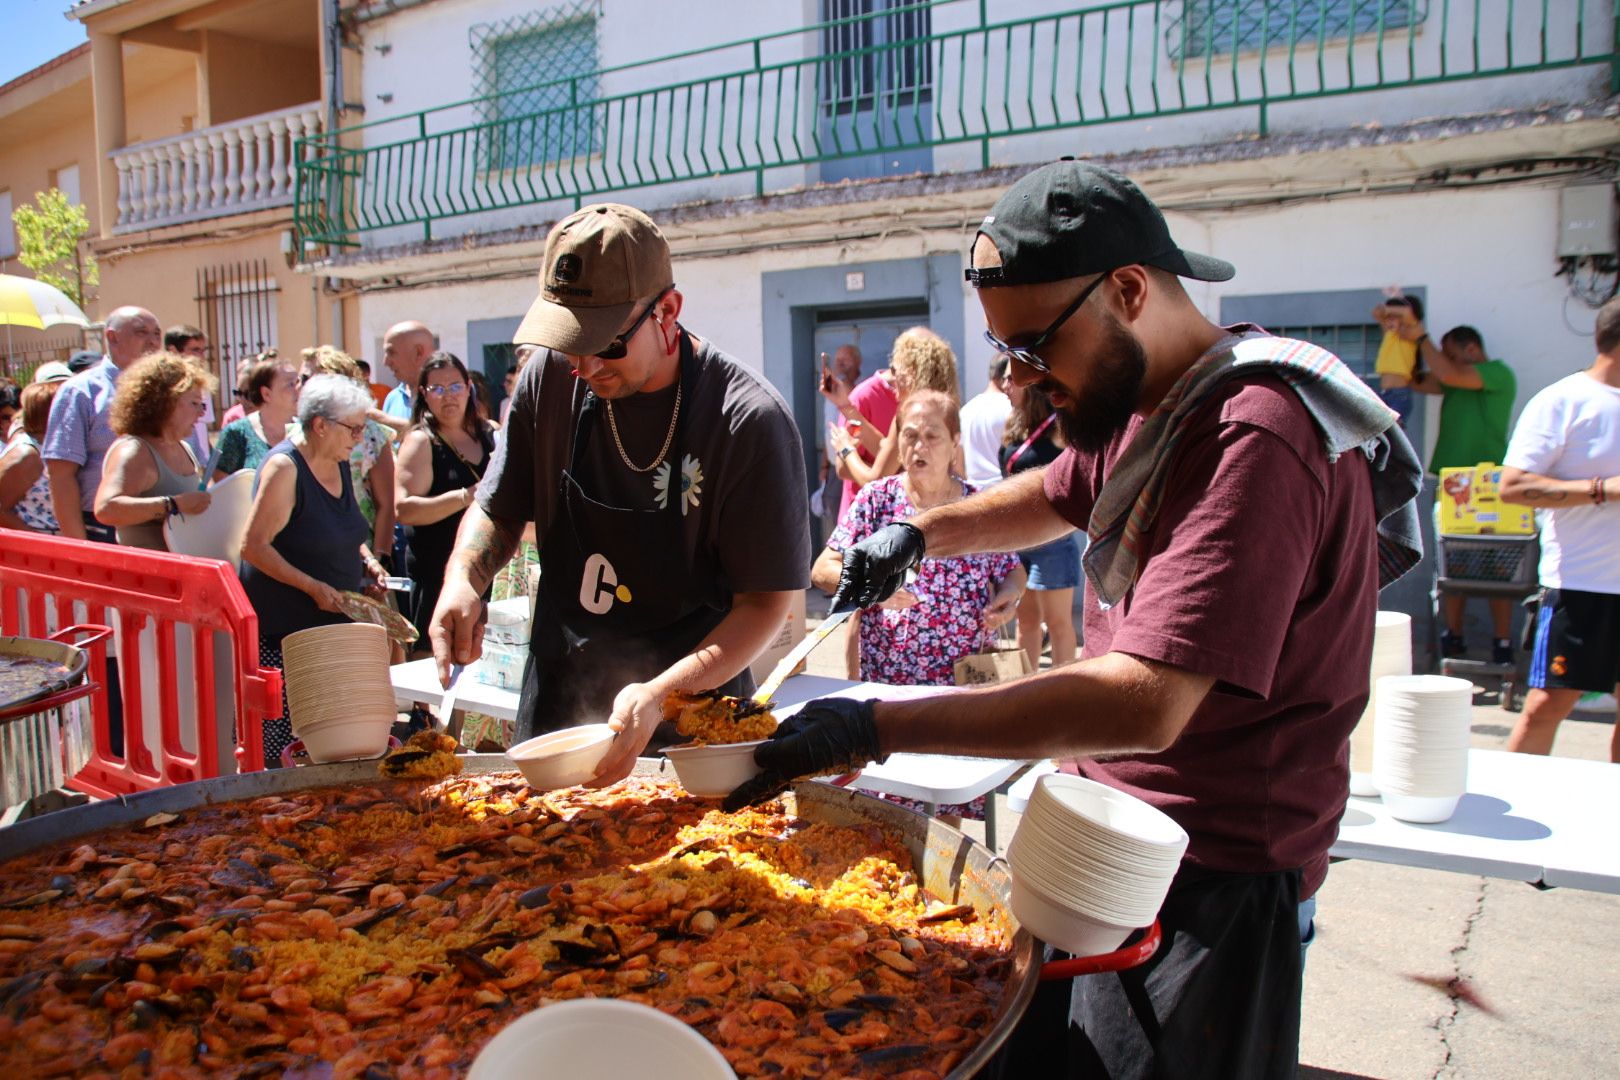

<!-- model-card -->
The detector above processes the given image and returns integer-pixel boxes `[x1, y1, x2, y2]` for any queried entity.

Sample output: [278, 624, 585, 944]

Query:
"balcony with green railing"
[295, 0, 1618, 251]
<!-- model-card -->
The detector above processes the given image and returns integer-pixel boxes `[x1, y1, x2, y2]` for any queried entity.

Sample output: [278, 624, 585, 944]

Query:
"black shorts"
[1529, 587, 1620, 694]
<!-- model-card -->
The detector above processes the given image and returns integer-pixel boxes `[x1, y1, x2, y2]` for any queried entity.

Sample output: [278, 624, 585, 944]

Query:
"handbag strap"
[1004, 412, 1057, 475]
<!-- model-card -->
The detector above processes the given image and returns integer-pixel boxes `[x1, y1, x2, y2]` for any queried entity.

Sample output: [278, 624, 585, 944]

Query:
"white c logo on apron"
[579, 553, 632, 615]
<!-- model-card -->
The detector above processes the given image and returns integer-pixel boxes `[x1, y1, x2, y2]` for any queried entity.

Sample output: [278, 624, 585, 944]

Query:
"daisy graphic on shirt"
[654, 454, 704, 515]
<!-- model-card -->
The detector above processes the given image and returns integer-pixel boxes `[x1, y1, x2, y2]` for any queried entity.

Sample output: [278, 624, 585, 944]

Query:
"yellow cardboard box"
[1438, 463, 1535, 535]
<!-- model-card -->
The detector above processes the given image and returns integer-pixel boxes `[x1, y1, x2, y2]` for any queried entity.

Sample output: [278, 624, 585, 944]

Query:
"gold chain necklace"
[604, 376, 682, 474]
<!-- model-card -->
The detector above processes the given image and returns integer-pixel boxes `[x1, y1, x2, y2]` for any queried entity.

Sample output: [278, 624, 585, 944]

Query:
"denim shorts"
[1018, 533, 1081, 591]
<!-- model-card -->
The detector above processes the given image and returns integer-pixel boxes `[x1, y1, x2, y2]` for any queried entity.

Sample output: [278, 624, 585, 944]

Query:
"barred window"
[821, 0, 933, 116]
[1168, 0, 1428, 59]
[473, 4, 601, 171]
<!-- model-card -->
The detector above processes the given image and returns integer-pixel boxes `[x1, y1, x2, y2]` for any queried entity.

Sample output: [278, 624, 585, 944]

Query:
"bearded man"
[726, 161, 1424, 1078]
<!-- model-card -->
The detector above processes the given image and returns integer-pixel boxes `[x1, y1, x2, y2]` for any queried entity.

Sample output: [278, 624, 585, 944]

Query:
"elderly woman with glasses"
[240, 373, 388, 765]
[91, 352, 216, 550]
[396, 352, 498, 654]
[213, 355, 300, 479]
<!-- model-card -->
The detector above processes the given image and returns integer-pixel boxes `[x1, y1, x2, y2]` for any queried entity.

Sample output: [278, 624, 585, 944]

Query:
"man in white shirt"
[958, 352, 1011, 489]
[1500, 296, 1620, 761]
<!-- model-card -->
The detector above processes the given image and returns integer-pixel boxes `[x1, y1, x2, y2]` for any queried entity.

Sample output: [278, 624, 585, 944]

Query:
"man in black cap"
[430, 203, 810, 783]
[727, 162, 1422, 1077]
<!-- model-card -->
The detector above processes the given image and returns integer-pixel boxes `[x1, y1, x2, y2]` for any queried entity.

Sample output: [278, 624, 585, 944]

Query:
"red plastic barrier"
[0, 531, 282, 795]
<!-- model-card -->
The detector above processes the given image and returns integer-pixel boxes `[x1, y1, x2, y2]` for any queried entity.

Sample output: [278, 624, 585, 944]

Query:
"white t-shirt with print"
[1503, 371, 1620, 594]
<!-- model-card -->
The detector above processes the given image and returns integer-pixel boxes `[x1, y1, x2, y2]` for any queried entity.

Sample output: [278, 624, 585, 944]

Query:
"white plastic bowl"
[469, 997, 736, 1080]
[1008, 871, 1138, 958]
[506, 724, 616, 790]
[660, 740, 766, 798]
[298, 718, 395, 763]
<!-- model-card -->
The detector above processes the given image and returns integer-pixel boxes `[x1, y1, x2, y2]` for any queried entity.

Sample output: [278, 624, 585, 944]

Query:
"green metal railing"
[295, 0, 1618, 248]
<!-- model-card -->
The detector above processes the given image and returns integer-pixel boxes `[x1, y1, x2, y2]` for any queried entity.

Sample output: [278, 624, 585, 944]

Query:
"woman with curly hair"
[396, 352, 498, 652]
[827, 327, 962, 517]
[294, 345, 398, 564]
[92, 352, 215, 550]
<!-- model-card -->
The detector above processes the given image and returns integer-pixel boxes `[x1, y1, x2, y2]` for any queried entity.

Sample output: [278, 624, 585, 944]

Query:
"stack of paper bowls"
[1349, 611, 1414, 796]
[1372, 674, 1472, 823]
[1006, 774, 1188, 956]
[282, 622, 397, 762]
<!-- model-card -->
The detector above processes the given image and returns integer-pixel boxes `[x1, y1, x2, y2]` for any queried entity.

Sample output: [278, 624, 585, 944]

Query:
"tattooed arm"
[1499, 466, 1617, 508]
[429, 504, 526, 686]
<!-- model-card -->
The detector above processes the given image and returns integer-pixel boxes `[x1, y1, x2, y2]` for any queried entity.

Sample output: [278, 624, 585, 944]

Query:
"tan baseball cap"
[513, 203, 674, 356]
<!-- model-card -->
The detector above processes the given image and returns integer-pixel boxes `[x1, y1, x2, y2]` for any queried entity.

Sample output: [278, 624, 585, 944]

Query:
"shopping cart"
[1435, 533, 1539, 711]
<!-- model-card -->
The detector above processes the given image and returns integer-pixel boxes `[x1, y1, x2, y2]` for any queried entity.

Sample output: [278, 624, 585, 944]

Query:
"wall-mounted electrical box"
[1558, 184, 1616, 257]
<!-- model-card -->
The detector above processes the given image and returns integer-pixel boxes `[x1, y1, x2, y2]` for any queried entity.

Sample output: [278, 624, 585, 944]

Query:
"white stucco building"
[297, 0, 1619, 633]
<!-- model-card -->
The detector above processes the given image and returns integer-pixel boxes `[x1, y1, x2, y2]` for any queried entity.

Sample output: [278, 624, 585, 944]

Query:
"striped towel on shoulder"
[1084, 329, 1424, 607]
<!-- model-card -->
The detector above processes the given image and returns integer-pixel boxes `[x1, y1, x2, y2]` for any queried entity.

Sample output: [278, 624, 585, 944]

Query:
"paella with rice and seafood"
[0, 773, 1011, 1079]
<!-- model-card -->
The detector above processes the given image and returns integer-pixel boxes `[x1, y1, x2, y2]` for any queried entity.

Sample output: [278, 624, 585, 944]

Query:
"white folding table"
[1009, 749, 1620, 894]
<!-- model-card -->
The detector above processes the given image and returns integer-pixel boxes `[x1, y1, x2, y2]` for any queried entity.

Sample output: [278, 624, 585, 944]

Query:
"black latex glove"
[829, 522, 926, 612]
[723, 698, 887, 811]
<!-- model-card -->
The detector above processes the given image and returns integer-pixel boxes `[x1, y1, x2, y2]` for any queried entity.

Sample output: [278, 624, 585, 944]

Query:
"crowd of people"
[0, 303, 534, 765]
[0, 167, 1613, 1078]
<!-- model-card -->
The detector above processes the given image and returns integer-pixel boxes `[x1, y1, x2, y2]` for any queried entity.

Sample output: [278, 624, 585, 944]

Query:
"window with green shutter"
[472, 3, 601, 171]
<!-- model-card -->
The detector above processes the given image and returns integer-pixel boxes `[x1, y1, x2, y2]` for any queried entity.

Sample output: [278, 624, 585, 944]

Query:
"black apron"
[515, 333, 753, 741]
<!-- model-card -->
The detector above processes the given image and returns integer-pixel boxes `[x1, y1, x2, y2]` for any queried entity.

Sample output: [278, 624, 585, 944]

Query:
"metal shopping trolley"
[1435, 532, 1539, 712]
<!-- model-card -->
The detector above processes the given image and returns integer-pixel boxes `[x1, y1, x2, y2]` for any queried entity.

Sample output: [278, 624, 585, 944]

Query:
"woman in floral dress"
[814, 390, 1024, 686]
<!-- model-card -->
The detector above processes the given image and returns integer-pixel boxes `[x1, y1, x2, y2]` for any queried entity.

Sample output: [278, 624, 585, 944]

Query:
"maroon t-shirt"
[1044, 374, 1377, 897]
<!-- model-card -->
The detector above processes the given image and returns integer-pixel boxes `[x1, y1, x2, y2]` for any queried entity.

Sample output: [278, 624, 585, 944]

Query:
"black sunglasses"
[595, 288, 671, 361]
[982, 273, 1107, 375]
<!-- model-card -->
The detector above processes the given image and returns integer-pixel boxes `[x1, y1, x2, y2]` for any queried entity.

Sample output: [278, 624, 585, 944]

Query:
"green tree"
[12, 188, 98, 309]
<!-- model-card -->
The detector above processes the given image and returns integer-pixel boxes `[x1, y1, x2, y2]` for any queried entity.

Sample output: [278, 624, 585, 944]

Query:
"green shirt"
[1429, 359, 1515, 473]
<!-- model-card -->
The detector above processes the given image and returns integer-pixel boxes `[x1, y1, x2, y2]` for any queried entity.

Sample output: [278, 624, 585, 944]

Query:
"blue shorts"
[1019, 533, 1081, 591]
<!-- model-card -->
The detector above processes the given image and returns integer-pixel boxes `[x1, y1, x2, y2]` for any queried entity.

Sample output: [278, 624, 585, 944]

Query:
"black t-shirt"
[999, 424, 1064, 477]
[481, 332, 811, 608]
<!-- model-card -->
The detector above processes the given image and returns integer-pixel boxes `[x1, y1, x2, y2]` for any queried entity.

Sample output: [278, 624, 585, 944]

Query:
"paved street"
[953, 695, 1619, 1079]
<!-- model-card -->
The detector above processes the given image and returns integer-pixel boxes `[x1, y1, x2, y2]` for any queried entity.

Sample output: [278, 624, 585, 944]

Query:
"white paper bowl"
[506, 724, 616, 790]
[1009, 872, 1138, 958]
[298, 717, 395, 763]
[469, 998, 736, 1080]
[1380, 791, 1463, 824]
[1030, 775, 1190, 854]
[660, 741, 766, 798]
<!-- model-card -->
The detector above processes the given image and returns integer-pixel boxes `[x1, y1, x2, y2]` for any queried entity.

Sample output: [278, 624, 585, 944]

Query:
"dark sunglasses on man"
[594, 287, 672, 361]
[980, 272, 1108, 376]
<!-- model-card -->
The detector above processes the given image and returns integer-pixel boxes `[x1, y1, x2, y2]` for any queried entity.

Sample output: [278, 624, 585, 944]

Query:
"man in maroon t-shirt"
[728, 163, 1418, 1078]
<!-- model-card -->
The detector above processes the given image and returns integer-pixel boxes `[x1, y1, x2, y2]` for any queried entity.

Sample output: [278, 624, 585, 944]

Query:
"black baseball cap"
[67, 350, 102, 373]
[966, 161, 1234, 287]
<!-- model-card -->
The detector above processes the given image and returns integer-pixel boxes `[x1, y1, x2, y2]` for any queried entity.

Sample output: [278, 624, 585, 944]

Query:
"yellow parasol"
[0, 273, 90, 331]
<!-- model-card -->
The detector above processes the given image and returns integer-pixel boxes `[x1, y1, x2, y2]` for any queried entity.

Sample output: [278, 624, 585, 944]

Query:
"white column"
[252, 121, 273, 203]
[190, 134, 209, 213]
[209, 132, 226, 210]
[138, 148, 159, 224]
[267, 115, 288, 200]
[283, 111, 307, 198]
[178, 141, 195, 216]
[222, 127, 242, 208]
[113, 155, 132, 228]
[165, 142, 186, 221]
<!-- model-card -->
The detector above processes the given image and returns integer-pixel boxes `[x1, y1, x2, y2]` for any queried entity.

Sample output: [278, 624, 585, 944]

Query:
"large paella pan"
[0, 757, 1039, 1078]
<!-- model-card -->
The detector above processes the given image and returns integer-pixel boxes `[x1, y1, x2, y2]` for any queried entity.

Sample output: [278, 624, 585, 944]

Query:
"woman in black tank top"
[396, 353, 499, 655]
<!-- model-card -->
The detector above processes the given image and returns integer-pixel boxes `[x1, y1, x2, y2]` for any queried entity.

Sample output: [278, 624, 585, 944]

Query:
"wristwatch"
[837, 446, 855, 460]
